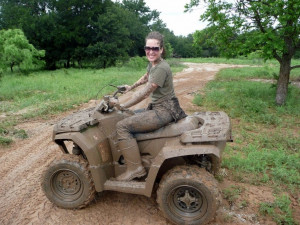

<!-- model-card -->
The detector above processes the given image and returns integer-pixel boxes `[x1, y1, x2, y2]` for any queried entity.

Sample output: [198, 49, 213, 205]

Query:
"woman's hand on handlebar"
[108, 97, 119, 108]
[108, 97, 127, 111]
[123, 85, 131, 93]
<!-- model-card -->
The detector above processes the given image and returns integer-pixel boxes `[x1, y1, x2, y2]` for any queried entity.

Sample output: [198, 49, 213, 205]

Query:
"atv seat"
[134, 116, 200, 141]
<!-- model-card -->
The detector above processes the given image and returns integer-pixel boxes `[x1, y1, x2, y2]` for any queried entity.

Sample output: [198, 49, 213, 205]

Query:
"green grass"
[193, 64, 300, 189]
[260, 194, 296, 225]
[222, 185, 244, 206]
[193, 62, 299, 222]
[215, 65, 300, 81]
[0, 57, 185, 144]
[190, 60, 299, 224]
[182, 57, 268, 65]
[0, 136, 13, 145]
[198, 80, 300, 125]
[182, 57, 300, 70]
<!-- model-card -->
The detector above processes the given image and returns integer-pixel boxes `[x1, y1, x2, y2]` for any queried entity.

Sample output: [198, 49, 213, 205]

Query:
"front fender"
[54, 127, 112, 192]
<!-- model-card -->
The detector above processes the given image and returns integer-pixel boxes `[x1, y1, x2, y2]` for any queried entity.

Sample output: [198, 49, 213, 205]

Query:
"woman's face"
[145, 39, 163, 65]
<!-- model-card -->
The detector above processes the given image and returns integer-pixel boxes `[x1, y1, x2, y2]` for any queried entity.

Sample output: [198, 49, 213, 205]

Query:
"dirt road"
[0, 63, 270, 225]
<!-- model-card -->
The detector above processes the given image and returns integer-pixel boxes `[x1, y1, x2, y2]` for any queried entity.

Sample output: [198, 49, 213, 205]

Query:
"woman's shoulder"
[159, 59, 170, 67]
[156, 60, 171, 72]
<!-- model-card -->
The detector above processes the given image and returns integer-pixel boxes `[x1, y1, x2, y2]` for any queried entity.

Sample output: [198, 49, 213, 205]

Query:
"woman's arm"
[122, 82, 157, 108]
[126, 73, 149, 92]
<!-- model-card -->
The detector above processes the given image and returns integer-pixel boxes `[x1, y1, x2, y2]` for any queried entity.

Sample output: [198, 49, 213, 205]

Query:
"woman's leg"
[115, 109, 173, 181]
[116, 109, 173, 140]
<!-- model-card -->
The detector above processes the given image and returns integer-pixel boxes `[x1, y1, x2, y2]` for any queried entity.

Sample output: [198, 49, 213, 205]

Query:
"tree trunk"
[276, 57, 291, 105]
[10, 62, 14, 72]
[78, 60, 82, 68]
[66, 59, 70, 68]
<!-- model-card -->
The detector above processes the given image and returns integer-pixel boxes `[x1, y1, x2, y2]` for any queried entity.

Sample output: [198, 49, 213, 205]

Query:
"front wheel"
[157, 165, 221, 225]
[42, 154, 96, 209]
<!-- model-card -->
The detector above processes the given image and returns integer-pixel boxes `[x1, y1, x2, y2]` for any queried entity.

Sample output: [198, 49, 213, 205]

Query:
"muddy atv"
[42, 86, 232, 225]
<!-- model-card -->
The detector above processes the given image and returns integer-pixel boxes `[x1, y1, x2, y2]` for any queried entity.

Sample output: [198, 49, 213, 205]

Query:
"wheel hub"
[51, 169, 82, 197]
[175, 186, 202, 213]
[57, 171, 80, 194]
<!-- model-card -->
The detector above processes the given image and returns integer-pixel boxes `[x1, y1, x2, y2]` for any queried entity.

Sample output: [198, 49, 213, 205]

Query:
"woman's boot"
[116, 139, 146, 181]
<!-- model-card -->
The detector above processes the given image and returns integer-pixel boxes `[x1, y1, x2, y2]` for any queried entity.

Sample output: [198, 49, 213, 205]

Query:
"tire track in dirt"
[0, 63, 259, 225]
[0, 125, 59, 225]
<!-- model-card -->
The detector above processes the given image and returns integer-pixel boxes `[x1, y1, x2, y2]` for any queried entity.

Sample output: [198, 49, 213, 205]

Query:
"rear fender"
[144, 144, 222, 197]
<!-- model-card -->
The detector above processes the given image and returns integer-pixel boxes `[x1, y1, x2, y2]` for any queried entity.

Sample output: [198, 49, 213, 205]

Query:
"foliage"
[171, 34, 201, 58]
[120, 0, 160, 56]
[0, 29, 45, 72]
[86, 4, 132, 68]
[186, 0, 300, 105]
[0, 0, 162, 69]
[0, 136, 13, 146]
[260, 195, 296, 225]
[121, 56, 148, 69]
[186, 0, 300, 61]
[0, 0, 203, 70]
[192, 28, 219, 57]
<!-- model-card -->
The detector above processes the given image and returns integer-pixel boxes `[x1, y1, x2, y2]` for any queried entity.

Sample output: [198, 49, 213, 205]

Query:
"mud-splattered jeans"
[116, 97, 186, 141]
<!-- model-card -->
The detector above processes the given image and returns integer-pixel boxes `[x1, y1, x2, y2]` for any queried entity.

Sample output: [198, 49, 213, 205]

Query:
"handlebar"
[109, 85, 127, 97]
[94, 84, 130, 113]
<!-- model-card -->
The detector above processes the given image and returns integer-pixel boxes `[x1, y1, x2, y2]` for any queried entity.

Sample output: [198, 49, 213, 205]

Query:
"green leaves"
[0, 0, 162, 69]
[188, 0, 300, 105]
[0, 29, 45, 73]
[188, 0, 300, 60]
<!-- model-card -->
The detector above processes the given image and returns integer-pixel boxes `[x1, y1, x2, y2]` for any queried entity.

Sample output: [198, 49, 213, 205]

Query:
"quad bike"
[42, 85, 232, 225]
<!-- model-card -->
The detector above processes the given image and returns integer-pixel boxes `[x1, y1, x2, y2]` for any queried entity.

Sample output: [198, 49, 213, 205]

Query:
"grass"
[182, 56, 269, 65]
[0, 57, 185, 145]
[222, 185, 244, 206]
[193, 64, 300, 187]
[191, 60, 299, 224]
[259, 194, 296, 225]
[182, 57, 300, 69]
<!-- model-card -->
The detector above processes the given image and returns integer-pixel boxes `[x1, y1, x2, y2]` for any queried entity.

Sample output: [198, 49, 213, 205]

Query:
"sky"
[144, 0, 207, 36]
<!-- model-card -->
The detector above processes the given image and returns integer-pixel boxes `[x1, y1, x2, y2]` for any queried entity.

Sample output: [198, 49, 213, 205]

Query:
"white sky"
[144, 0, 207, 36]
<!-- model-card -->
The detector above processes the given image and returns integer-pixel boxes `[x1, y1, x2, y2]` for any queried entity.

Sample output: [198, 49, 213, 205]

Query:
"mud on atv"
[42, 86, 232, 225]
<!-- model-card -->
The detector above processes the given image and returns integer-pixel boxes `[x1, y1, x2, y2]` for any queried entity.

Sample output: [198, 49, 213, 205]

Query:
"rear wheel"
[42, 154, 96, 209]
[157, 165, 221, 225]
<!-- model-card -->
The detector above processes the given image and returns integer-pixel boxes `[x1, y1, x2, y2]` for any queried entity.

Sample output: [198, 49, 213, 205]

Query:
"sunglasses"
[144, 46, 160, 52]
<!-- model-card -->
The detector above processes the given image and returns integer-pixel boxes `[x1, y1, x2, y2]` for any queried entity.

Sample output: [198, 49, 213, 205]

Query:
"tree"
[87, 5, 132, 68]
[0, 29, 45, 72]
[173, 34, 202, 58]
[0, 0, 163, 69]
[120, 0, 160, 56]
[186, 0, 300, 105]
[0, 0, 112, 69]
[193, 28, 219, 57]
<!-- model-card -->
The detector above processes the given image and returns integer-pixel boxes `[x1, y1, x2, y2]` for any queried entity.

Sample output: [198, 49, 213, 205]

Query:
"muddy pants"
[116, 97, 186, 141]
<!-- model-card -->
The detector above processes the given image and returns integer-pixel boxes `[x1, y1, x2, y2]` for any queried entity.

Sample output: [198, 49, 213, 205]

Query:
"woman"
[115, 31, 186, 181]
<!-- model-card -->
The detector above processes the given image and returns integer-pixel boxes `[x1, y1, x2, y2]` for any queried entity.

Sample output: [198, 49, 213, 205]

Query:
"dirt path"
[0, 63, 272, 225]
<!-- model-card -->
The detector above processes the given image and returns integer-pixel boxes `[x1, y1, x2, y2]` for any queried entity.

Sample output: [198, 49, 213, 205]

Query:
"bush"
[0, 136, 13, 146]
[123, 57, 148, 69]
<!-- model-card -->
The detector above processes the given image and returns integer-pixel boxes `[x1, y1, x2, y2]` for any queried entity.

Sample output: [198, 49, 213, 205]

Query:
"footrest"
[104, 180, 146, 195]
